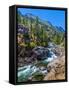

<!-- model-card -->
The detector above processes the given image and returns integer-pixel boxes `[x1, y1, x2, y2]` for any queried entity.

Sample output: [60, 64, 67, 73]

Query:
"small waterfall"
[18, 43, 57, 81]
[18, 65, 39, 80]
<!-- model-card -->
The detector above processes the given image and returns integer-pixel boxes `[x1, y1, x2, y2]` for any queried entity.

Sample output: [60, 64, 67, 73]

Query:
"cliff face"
[44, 56, 65, 80]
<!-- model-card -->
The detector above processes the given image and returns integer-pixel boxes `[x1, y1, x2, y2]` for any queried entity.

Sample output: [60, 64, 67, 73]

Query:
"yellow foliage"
[18, 33, 23, 38]
[30, 42, 36, 48]
[19, 42, 27, 47]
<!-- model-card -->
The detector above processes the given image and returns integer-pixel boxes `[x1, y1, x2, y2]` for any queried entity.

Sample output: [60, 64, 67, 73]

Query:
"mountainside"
[17, 11, 65, 47]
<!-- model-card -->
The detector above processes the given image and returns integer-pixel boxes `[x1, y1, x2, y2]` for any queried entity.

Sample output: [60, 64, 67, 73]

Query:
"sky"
[18, 8, 65, 30]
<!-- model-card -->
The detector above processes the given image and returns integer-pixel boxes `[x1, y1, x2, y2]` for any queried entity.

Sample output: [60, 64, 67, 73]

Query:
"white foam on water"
[18, 44, 57, 79]
[18, 65, 39, 77]
[41, 70, 47, 74]
[44, 48, 57, 62]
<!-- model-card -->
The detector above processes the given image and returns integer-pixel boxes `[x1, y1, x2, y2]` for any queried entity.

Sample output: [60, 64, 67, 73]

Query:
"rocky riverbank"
[17, 43, 65, 82]
[44, 56, 65, 80]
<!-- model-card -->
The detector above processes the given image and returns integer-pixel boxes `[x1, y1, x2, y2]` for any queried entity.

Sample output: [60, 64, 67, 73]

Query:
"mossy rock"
[32, 72, 45, 81]
[36, 61, 49, 67]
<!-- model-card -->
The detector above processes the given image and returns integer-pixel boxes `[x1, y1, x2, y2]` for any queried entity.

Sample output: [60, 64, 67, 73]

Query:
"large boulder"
[32, 46, 49, 60]
[44, 56, 65, 80]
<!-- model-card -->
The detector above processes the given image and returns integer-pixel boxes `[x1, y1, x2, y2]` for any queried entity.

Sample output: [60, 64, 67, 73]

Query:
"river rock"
[32, 46, 49, 60]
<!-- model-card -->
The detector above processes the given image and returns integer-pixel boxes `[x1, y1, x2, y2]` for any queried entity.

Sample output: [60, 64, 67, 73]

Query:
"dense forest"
[17, 10, 65, 82]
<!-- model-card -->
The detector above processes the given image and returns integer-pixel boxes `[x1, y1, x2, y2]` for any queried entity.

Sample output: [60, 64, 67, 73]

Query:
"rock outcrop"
[44, 56, 65, 80]
[32, 46, 49, 60]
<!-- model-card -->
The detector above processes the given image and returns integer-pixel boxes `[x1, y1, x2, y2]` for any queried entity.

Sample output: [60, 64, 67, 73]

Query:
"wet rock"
[32, 46, 49, 60]
[40, 66, 45, 70]
[32, 72, 45, 81]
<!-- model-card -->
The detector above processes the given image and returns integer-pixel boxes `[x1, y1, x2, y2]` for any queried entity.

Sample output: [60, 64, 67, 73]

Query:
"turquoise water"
[18, 64, 47, 82]
[17, 47, 57, 82]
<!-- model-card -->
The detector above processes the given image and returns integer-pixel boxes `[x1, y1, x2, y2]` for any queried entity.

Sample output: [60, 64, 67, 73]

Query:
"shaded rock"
[32, 46, 49, 60]
[18, 57, 25, 67]
[32, 72, 45, 81]
[18, 46, 25, 57]
[24, 49, 33, 57]
[18, 24, 29, 34]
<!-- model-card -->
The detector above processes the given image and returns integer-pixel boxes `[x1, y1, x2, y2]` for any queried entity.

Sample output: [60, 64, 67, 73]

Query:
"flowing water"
[17, 43, 57, 82]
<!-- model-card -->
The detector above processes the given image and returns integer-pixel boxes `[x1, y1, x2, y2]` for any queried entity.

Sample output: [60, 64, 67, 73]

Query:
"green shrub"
[30, 42, 36, 48]
[32, 72, 44, 81]
[36, 61, 49, 67]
